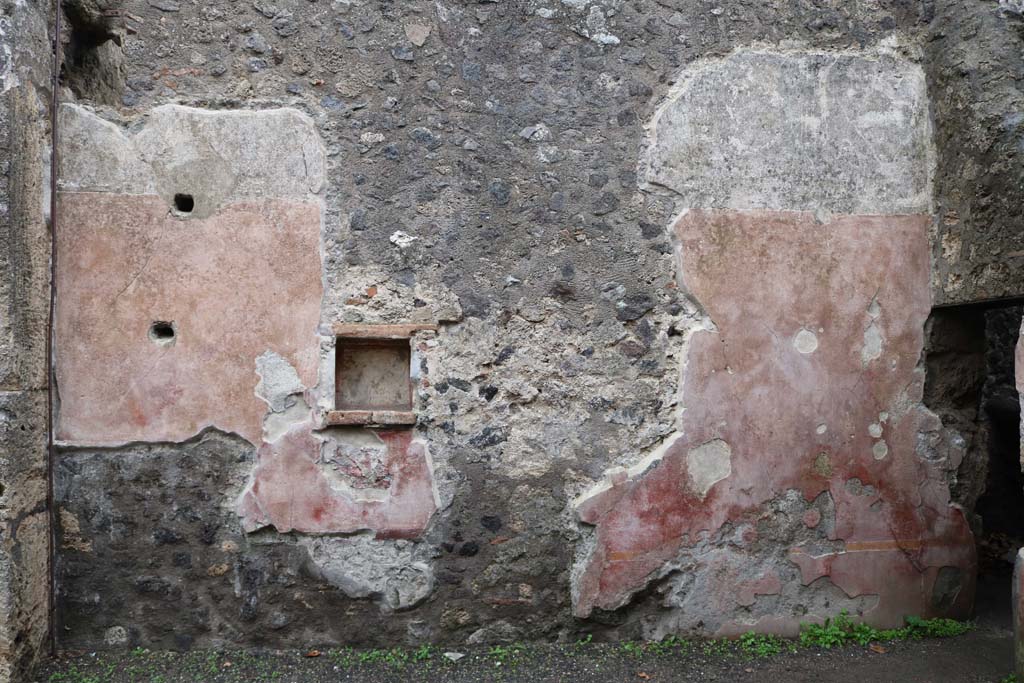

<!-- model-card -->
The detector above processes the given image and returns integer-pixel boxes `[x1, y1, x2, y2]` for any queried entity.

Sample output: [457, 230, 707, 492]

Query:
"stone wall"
[0, 0, 54, 680]
[24, 0, 1024, 664]
[927, 1, 1024, 306]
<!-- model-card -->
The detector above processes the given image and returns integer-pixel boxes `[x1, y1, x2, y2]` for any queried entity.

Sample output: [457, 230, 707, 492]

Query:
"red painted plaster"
[237, 422, 437, 538]
[55, 192, 322, 447]
[574, 210, 976, 630]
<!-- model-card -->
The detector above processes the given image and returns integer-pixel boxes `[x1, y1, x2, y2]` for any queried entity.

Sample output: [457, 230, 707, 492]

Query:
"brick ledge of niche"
[325, 410, 417, 426]
[331, 323, 438, 339]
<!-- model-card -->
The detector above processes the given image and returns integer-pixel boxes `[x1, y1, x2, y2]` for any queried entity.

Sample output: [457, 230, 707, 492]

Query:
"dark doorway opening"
[925, 302, 1024, 629]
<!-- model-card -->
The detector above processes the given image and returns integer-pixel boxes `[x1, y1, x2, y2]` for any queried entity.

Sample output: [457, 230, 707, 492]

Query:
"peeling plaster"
[573, 48, 973, 631]
[56, 104, 439, 545]
[861, 298, 884, 366]
[573, 208, 970, 630]
[237, 421, 438, 538]
[573, 209, 975, 630]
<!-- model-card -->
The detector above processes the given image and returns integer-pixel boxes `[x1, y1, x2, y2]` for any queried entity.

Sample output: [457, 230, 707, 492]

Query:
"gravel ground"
[36, 624, 1014, 683]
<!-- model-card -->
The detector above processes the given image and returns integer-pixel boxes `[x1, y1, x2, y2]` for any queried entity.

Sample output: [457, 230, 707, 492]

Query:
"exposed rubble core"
[927, 1, 1024, 305]
[60, 0, 126, 106]
[0, 0, 1014, 676]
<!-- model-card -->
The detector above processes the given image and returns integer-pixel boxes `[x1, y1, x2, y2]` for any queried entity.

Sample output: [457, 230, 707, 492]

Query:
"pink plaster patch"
[55, 193, 322, 447]
[574, 210, 976, 630]
[237, 422, 437, 538]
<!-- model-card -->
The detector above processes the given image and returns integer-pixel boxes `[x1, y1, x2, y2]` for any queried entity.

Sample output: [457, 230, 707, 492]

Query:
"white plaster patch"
[255, 351, 306, 413]
[389, 230, 419, 248]
[686, 439, 732, 498]
[255, 351, 311, 442]
[861, 298, 884, 365]
[794, 329, 819, 354]
[59, 104, 328, 215]
[872, 440, 889, 460]
[643, 49, 933, 214]
[263, 398, 311, 443]
[0, 18, 17, 94]
[590, 32, 620, 45]
[301, 534, 434, 612]
[104, 626, 129, 646]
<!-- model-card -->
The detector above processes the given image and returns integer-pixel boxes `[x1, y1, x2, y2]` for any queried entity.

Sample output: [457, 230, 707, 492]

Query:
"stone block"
[0, 390, 48, 680]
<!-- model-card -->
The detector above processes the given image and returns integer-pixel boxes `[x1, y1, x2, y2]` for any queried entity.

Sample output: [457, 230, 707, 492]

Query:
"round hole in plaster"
[173, 194, 195, 214]
[149, 321, 176, 345]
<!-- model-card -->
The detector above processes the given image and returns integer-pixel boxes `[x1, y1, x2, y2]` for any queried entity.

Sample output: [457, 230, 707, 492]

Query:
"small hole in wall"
[149, 321, 176, 345]
[173, 194, 195, 214]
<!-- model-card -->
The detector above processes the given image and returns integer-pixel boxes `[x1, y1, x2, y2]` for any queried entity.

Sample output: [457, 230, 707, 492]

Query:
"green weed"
[739, 632, 784, 658]
[701, 638, 733, 657]
[489, 643, 524, 667]
[47, 667, 105, 683]
[903, 616, 972, 639]
[327, 647, 355, 668]
[799, 611, 972, 649]
[647, 635, 689, 655]
[575, 633, 593, 649]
